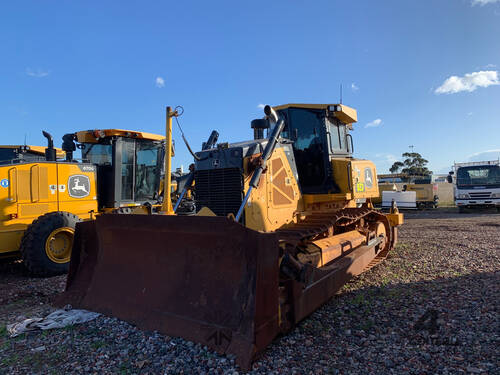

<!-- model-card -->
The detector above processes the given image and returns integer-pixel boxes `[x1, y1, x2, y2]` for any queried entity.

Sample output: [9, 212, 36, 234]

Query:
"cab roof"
[273, 103, 357, 125]
[75, 129, 164, 143]
[0, 145, 65, 157]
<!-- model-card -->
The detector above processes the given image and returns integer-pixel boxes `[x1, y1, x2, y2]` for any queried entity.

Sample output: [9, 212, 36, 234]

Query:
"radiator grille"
[469, 192, 491, 199]
[195, 168, 243, 216]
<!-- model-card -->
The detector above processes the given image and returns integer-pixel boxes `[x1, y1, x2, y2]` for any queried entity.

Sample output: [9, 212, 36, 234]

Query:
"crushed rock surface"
[1, 209, 499, 374]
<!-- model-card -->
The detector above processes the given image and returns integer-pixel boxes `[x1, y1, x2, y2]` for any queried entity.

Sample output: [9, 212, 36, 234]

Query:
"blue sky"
[1, 0, 499, 174]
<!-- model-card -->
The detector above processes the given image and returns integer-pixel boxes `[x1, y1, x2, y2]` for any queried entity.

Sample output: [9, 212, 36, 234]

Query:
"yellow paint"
[386, 213, 404, 226]
[302, 193, 352, 204]
[75, 129, 164, 143]
[273, 103, 357, 125]
[0, 162, 98, 254]
[244, 148, 302, 231]
[44, 227, 74, 264]
[197, 207, 216, 216]
[161, 107, 176, 215]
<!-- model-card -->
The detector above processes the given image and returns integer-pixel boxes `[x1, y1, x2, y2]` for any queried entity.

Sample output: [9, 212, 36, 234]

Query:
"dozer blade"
[56, 214, 279, 368]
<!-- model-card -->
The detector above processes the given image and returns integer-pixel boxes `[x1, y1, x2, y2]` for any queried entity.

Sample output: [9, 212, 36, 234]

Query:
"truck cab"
[448, 160, 500, 212]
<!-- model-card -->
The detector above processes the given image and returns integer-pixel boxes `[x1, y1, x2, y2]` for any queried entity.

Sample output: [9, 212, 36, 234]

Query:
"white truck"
[447, 160, 500, 213]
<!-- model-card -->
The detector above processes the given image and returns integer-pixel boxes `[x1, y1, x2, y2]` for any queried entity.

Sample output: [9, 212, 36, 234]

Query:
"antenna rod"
[340, 84, 343, 104]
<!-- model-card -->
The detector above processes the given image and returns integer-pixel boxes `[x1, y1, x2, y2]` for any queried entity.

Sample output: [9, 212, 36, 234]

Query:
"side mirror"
[446, 175, 453, 183]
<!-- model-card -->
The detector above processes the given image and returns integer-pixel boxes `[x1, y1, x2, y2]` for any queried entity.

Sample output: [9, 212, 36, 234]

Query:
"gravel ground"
[1, 209, 499, 375]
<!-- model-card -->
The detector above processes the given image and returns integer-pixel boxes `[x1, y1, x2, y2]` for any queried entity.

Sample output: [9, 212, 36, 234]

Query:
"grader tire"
[20, 212, 81, 277]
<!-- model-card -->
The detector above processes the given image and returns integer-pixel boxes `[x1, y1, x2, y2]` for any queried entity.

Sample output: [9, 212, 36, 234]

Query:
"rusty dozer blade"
[56, 214, 279, 368]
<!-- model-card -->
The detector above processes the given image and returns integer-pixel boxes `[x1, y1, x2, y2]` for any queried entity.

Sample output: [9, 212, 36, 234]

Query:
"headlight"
[458, 193, 469, 199]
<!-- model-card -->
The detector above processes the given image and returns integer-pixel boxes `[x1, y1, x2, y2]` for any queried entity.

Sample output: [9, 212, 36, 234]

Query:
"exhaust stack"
[42, 131, 57, 161]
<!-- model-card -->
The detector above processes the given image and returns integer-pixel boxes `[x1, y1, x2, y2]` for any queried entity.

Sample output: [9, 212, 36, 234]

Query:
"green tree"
[389, 161, 404, 174]
[390, 152, 431, 176]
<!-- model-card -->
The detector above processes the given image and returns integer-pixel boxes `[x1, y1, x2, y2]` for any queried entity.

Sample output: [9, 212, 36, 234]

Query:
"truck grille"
[195, 168, 243, 216]
[469, 192, 491, 199]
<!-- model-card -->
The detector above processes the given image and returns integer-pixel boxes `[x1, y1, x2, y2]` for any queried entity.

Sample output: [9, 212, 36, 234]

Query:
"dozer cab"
[58, 104, 403, 368]
[0, 128, 167, 275]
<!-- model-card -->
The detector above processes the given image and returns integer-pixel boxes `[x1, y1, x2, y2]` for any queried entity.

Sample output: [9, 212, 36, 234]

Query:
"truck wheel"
[458, 206, 466, 214]
[20, 212, 81, 277]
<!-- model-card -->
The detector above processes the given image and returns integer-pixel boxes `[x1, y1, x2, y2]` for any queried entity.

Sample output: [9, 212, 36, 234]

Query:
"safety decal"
[0, 179, 9, 188]
[355, 182, 365, 192]
[364, 168, 374, 189]
[68, 175, 90, 198]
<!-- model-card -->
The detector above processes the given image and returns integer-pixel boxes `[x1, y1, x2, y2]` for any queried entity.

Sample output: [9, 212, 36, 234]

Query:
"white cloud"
[365, 118, 382, 128]
[485, 63, 497, 68]
[155, 77, 165, 88]
[471, 0, 500, 6]
[351, 83, 359, 91]
[468, 149, 500, 161]
[467, 112, 473, 116]
[435, 70, 499, 94]
[26, 68, 49, 78]
[375, 153, 398, 164]
[257, 104, 266, 109]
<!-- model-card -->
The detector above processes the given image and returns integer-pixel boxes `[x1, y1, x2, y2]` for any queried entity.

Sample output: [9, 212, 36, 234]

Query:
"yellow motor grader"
[58, 103, 403, 368]
[0, 128, 167, 275]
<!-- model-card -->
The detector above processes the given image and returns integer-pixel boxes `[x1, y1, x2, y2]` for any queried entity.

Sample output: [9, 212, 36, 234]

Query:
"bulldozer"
[58, 103, 403, 368]
[0, 128, 168, 275]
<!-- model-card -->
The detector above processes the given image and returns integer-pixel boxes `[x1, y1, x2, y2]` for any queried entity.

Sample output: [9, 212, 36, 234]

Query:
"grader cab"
[0, 128, 167, 275]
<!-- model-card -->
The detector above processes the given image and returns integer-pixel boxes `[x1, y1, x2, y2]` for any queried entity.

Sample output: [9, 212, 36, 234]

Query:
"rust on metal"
[57, 207, 397, 368]
[56, 214, 279, 369]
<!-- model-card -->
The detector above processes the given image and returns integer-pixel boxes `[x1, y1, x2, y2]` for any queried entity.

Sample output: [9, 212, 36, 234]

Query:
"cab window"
[288, 108, 326, 189]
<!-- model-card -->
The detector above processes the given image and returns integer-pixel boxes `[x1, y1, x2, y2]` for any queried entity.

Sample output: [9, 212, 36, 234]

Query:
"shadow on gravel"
[0, 271, 498, 374]
[258, 270, 499, 374]
[0, 258, 29, 284]
[403, 207, 500, 220]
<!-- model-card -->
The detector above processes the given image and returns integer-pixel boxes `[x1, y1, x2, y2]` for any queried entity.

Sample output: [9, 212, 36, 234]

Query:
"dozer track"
[275, 207, 395, 331]
[277, 207, 393, 268]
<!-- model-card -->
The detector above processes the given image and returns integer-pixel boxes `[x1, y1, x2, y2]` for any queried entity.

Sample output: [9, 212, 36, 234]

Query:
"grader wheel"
[20, 211, 81, 277]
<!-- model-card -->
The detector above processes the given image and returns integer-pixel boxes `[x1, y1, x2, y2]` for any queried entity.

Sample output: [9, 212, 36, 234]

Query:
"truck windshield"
[456, 166, 500, 187]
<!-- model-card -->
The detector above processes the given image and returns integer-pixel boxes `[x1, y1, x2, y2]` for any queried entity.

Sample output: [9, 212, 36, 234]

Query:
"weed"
[1, 353, 19, 367]
[119, 362, 131, 375]
[360, 320, 374, 332]
[91, 340, 106, 350]
[351, 293, 366, 306]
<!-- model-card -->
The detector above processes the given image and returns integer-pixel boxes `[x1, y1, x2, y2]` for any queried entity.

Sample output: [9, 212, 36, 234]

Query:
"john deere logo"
[68, 175, 90, 198]
[364, 168, 374, 189]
